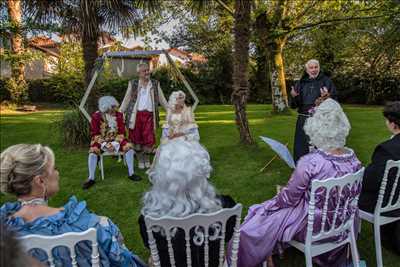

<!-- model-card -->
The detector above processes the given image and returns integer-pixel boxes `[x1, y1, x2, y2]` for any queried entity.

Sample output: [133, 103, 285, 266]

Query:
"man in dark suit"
[359, 101, 400, 254]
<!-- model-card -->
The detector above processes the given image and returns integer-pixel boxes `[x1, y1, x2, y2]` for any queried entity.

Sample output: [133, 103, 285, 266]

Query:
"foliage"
[27, 74, 84, 104]
[56, 42, 85, 76]
[4, 77, 28, 104]
[283, 1, 400, 104]
[141, 1, 234, 104]
[97, 77, 130, 103]
[56, 109, 90, 147]
[23, 0, 161, 85]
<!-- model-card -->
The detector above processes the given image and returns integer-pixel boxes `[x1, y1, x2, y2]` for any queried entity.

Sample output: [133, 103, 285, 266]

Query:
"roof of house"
[167, 48, 207, 64]
[28, 36, 60, 57]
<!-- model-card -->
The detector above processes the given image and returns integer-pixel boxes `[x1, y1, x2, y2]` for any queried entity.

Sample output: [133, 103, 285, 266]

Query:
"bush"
[56, 109, 90, 147]
[97, 77, 130, 103]
[1, 78, 28, 104]
[3, 67, 398, 106]
[0, 79, 10, 101]
[333, 75, 400, 104]
[29, 74, 84, 104]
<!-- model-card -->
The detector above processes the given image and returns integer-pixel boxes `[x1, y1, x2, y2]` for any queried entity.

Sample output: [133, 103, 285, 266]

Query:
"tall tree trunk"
[82, 33, 99, 87]
[81, 0, 99, 87]
[7, 0, 26, 103]
[270, 37, 289, 112]
[81, 0, 99, 112]
[231, 0, 253, 144]
[254, 12, 272, 103]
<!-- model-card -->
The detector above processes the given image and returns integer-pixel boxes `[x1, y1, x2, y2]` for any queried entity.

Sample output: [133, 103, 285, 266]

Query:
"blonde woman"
[0, 144, 145, 267]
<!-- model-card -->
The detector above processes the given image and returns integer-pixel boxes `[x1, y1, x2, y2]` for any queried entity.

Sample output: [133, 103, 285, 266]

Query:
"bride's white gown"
[149, 106, 210, 179]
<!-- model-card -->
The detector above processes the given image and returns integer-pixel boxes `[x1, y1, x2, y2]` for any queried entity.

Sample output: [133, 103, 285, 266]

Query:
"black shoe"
[82, 179, 95, 190]
[128, 174, 142, 181]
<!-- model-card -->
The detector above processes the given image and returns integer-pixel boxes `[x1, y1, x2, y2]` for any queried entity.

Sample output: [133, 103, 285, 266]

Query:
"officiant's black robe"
[291, 72, 337, 163]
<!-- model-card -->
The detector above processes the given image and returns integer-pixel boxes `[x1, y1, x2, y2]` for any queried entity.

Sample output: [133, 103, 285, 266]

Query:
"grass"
[1, 104, 399, 266]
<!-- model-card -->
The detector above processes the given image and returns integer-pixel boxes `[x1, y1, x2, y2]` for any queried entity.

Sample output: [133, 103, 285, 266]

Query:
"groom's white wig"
[98, 96, 119, 113]
[304, 99, 351, 151]
[142, 141, 221, 218]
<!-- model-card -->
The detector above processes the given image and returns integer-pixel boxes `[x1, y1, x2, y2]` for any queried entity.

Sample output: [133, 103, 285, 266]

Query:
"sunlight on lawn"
[1, 104, 398, 267]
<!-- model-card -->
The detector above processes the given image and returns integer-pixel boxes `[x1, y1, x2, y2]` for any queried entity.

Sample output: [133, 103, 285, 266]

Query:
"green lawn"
[1, 104, 398, 266]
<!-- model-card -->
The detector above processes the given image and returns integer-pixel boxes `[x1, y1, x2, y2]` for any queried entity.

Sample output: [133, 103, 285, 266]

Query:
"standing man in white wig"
[290, 59, 337, 163]
[120, 63, 168, 169]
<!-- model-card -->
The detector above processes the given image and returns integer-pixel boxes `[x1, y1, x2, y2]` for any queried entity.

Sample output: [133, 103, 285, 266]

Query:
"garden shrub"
[56, 108, 90, 147]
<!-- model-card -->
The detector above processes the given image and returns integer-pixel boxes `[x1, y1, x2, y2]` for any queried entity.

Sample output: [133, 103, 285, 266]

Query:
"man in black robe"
[290, 59, 337, 162]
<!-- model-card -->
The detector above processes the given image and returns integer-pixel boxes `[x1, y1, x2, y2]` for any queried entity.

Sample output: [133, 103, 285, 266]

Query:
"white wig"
[305, 59, 320, 69]
[304, 99, 351, 151]
[168, 90, 186, 109]
[98, 96, 119, 113]
[142, 141, 221, 218]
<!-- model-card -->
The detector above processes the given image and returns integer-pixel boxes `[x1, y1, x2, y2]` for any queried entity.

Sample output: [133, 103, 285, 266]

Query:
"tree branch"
[215, 0, 234, 16]
[289, 14, 385, 33]
[291, 0, 318, 25]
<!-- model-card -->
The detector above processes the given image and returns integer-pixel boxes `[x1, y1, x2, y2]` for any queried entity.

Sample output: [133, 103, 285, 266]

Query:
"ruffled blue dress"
[0, 196, 145, 267]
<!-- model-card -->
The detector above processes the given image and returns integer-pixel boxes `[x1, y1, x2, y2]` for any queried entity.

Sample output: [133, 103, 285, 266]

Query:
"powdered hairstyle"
[304, 99, 351, 151]
[0, 144, 54, 196]
[142, 141, 221, 217]
[98, 96, 119, 113]
[168, 90, 186, 110]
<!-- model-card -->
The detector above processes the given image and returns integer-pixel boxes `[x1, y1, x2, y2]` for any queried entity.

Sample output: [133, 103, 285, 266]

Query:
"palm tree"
[6, 0, 27, 103]
[188, 0, 254, 144]
[25, 0, 160, 86]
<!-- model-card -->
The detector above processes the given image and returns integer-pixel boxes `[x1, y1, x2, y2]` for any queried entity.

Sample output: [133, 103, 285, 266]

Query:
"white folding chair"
[285, 168, 365, 267]
[19, 228, 100, 267]
[144, 204, 242, 267]
[359, 159, 400, 267]
[99, 151, 124, 180]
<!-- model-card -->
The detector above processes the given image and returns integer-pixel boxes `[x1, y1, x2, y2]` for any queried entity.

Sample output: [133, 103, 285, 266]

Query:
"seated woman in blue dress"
[0, 144, 146, 267]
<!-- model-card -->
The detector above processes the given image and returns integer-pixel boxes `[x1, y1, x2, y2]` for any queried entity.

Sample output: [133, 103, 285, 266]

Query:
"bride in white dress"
[148, 90, 210, 181]
[161, 90, 200, 143]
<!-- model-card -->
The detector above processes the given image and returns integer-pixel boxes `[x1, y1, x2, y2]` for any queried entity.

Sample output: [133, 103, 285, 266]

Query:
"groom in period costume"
[120, 63, 168, 169]
[83, 96, 141, 190]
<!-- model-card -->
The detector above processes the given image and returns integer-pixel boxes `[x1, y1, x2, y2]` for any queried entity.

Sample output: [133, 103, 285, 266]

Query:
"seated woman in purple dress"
[0, 144, 145, 267]
[229, 99, 362, 267]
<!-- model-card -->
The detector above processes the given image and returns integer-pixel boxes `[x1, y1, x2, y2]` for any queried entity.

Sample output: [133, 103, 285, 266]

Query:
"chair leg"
[305, 248, 313, 267]
[349, 228, 360, 267]
[100, 155, 104, 180]
[374, 222, 383, 267]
